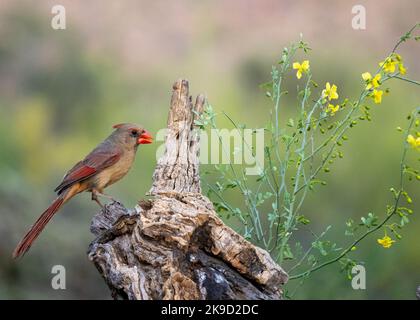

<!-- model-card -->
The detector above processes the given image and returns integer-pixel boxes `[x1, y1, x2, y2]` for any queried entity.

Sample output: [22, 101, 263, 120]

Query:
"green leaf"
[282, 244, 294, 260]
[312, 240, 327, 256]
[297, 215, 310, 225]
[232, 208, 242, 215]
[307, 254, 317, 267]
[400, 215, 409, 226]
[215, 202, 229, 212]
[287, 118, 295, 127]
[360, 212, 378, 228]
[225, 180, 238, 189]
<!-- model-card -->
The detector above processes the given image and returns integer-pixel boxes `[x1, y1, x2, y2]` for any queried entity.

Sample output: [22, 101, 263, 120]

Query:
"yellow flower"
[371, 89, 383, 104]
[407, 134, 420, 150]
[326, 104, 340, 115]
[377, 235, 395, 249]
[379, 59, 397, 73]
[362, 72, 371, 81]
[293, 60, 310, 79]
[379, 53, 407, 74]
[362, 72, 381, 90]
[393, 53, 402, 62]
[322, 82, 339, 100]
[394, 53, 407, 74]
[399, 63, 407, 75]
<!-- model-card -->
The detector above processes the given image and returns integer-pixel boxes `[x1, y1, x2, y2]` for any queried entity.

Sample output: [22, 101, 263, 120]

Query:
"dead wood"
[88, 79, 288, 300]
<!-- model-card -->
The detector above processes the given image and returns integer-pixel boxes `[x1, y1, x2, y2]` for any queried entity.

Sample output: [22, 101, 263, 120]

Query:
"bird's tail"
[13, 189, 73, 259]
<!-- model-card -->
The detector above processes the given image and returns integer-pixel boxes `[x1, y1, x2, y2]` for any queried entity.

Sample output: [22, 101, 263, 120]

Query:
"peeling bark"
[88, 79, 288, 300]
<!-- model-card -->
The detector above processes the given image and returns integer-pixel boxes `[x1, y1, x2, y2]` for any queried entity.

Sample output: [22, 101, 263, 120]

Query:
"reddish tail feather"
[13, 196, 65, 259]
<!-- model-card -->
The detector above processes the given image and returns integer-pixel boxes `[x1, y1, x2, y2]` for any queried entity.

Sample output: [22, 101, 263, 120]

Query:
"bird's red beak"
[138, 130, 153, 144]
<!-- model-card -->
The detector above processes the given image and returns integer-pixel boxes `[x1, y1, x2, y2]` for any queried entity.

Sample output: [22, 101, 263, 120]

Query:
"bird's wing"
[54, 147, 121, 194]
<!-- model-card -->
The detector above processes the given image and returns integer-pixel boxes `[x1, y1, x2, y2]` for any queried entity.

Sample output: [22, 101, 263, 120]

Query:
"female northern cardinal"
[13, 123, 153, 259]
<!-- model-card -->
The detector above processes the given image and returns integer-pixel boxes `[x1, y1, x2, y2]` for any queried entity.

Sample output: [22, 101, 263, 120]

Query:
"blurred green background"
[0, 0, 419, 299]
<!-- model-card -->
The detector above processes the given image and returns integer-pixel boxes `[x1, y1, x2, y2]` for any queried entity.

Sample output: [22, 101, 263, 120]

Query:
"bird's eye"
[130, 130, 139, 137]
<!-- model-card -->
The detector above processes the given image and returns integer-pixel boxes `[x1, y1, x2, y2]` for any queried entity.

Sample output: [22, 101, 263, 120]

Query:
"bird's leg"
[93, 189, 118, 203]
[91, 190, 104, 208]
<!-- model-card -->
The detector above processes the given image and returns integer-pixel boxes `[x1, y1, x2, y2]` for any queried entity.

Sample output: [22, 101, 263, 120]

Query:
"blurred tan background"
[0, 0, 419, 299]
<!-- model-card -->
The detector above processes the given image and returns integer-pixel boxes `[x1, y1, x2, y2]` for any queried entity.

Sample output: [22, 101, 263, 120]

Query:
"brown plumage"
[13, 123, 153, 259]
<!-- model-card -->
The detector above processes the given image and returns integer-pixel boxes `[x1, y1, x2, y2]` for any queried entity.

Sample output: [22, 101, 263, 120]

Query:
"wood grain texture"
[88, 79, 288, 300]
[149, 79, 204, 194]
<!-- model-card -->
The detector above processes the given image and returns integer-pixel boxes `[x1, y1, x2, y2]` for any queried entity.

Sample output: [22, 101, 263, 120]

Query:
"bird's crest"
[112, 123, 125, 129]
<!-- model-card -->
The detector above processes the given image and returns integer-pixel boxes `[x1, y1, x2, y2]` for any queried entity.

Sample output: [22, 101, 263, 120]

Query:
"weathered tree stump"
[87, 79, 288, 300]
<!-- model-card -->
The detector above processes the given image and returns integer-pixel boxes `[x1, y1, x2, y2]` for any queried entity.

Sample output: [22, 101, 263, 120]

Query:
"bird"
[12, 123, 153, 259]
